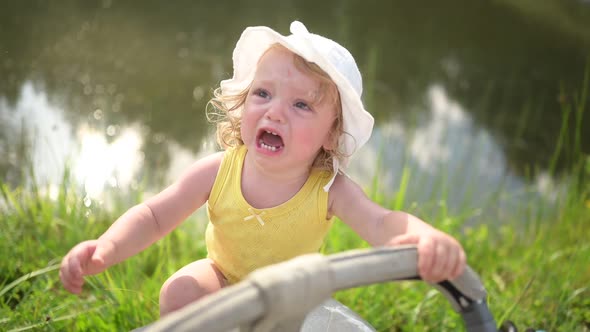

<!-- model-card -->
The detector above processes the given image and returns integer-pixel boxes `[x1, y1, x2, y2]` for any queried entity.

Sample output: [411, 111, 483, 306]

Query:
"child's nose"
[264, 101, 286, 123]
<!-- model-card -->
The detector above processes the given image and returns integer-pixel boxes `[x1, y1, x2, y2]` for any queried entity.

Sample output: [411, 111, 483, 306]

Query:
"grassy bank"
[0, 156, 588, 331]
[327, 162, 590, 331]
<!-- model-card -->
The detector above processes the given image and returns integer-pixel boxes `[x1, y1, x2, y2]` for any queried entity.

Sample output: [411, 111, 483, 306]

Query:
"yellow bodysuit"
[206, 145, 334, 284]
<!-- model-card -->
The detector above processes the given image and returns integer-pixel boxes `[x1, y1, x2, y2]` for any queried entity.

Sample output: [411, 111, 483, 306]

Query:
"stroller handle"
[143, 246, 498, 332]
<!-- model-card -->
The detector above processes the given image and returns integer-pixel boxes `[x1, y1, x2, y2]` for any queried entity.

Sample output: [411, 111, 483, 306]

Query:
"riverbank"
[1, 158, 588, 331]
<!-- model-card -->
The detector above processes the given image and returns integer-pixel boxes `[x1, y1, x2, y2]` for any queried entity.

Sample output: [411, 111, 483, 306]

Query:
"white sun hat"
[220, 21, 374, 191]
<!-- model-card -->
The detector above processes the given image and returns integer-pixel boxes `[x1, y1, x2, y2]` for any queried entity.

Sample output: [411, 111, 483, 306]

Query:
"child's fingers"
[388, 234, 464, 282]
[67, 256, 85, 285]
[59, 254, 78, 284]
[89, 240, 115, 273]
[60, 241, 99, 294]
[65, 243, 91, 275]
[442, 244, 460, 280]
[432, 244, 466, 281]
[451, 249, 467, 279]
[67, 254, 81, 277]
[417, 239, 436, 281]
[60, 260, 83, 294]
[59, 265, 72, 291]
[388, 234, 440, 281]
[91, 246, 109, 266]
[388, 234, 435, 280]
[428, 243, 448, 281]
[62, 277, 82, 294]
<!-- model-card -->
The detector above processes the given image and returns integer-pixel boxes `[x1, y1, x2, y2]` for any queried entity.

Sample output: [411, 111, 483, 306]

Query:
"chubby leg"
[159, 258, 226, 316]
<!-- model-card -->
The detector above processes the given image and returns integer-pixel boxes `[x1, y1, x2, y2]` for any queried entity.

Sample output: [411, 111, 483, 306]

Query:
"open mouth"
[257, 129, 284, 152]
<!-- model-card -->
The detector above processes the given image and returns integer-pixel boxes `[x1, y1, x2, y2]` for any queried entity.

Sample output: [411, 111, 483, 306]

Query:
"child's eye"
[294, 101, 311, 111]
[253, 89, 270, 99]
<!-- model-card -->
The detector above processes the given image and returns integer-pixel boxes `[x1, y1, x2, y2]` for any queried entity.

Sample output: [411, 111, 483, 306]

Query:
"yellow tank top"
[206, 145, 334, 284]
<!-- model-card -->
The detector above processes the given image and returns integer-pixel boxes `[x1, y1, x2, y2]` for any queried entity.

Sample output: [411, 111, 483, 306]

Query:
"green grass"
[1, 156, 588, 331]
[326, 158, 589, 331]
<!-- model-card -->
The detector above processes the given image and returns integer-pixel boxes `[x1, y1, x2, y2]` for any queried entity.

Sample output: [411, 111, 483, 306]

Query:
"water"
[1, 0, 589, 223]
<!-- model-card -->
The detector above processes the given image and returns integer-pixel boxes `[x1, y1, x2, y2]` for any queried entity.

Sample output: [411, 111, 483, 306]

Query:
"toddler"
[60, 21, 466, 317]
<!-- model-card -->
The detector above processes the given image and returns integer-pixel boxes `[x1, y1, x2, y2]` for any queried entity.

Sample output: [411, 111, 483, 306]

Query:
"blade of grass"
[572, 60, 588, 158]
[549, 85, 571, 175]
[496, 276, 535, 326]
[392, 166, 411, 211]
[0, 264, 60, 299]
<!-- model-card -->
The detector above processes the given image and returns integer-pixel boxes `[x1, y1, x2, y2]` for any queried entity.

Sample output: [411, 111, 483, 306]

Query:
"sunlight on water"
[2, 82, 74, 184]
[1, 82, 144, 201]
[1, 81, 559, 220]
[73, 124, 143, 199]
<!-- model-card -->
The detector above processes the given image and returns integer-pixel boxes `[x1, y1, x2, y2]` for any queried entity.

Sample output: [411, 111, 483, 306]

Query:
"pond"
[1, 0, 589, 223]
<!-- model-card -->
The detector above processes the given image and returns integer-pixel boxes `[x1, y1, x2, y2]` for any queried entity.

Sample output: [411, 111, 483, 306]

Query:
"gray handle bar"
[142, 246, 497, 332]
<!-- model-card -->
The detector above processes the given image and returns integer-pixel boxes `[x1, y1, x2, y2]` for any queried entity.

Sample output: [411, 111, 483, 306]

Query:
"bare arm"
[329, 174, 465, 282]
[61, 151, 224, 294]
[328, 174, 414, 245]
[96, 151, 224, 266]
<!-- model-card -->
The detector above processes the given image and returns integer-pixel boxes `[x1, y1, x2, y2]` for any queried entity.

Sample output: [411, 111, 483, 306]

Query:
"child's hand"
[389, 231, 466, 283]
[59, 240, 115, 294]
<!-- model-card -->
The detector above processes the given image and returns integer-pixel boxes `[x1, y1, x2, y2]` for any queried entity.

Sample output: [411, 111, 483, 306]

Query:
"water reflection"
[349, 83, 556, 220]
[0, 82, 74, 187]
[0, 81, 216, 204]
[0, 82, 144, 197]
[74, 124, 143, 198]
[0, 79, 558, 222]
[1, 0, 587, 222]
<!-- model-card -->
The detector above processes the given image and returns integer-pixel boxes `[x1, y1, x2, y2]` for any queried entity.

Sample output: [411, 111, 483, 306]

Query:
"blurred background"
[1, 0, 589, 224]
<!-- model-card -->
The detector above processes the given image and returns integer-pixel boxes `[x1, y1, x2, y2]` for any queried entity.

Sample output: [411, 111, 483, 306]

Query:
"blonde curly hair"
[207, 43, 347, 171]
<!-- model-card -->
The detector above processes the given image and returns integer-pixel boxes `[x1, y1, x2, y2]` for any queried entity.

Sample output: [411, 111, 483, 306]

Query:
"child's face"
[241, 47, 337, 171]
